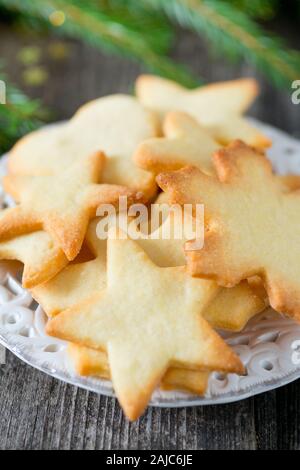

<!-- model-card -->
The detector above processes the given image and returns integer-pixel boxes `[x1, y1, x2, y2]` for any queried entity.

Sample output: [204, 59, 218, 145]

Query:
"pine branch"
[0, 0, 198, 87]
[0, 71, 44, 153]
[144, 0, 300, 88]
[227, 0, 278, 19]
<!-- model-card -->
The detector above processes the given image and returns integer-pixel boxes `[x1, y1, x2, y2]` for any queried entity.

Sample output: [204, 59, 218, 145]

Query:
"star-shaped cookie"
[34, 216, 211, 396]
[1, 152, 140, 260]
[47, 231, 243, 420]
[134, 112, 220, 175]
[157, 140, 300, 320]
[34, 212, 261, 401]
[8, 95, 158, 200]
[136, 75, 271, 148]
[0, 211, 68, 288]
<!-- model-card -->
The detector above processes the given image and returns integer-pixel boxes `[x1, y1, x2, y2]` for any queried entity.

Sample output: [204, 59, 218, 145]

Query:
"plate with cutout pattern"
[1, 118, 300, 407]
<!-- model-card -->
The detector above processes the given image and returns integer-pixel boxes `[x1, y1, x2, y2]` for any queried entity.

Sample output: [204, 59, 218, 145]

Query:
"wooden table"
[0, 25, 300, 450]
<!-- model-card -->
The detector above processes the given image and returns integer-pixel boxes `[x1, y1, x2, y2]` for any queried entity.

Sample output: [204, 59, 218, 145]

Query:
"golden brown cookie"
[134, 112, 220, 175]
[136, 75, 271, 148]
[1, 152, 140, 260]
[0, 215, 68, 288]
[47, 231, 244, 420]
[9, 95, 159, 200]
[157, 141, 300, 320]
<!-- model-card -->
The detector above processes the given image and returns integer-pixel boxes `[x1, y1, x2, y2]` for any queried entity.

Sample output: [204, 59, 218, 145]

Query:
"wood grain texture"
[0, 24, 300, 450]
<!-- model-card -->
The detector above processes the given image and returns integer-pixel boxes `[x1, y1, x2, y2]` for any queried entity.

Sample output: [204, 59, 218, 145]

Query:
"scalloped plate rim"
[1, 116, 300, 408]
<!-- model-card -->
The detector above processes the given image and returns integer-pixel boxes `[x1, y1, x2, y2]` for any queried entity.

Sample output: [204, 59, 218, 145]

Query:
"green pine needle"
[227, 0, 278, 19]
[144, 0, 300, 88]
[0, 0, 198, 87]
[0, 71, 44, 153]
[0, 0, 299, 152]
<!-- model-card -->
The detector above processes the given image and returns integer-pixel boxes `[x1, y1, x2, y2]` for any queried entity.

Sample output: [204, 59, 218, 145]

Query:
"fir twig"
[144, 0, 300, 88]
[226, 0, 277, 19]
[0, 0, 198, 87]
[0, 70, 44, 153]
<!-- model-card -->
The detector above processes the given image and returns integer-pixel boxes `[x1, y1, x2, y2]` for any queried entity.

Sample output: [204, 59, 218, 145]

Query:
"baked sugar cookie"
[1, 152, 140, 260]
[157, 141, 300, 320]
[0, 214, 68, 288]
[9, 95, 158, 200]
[136, 75, 271, 148]
[47, 232, 244, 420]
[134, 112, 220, 175]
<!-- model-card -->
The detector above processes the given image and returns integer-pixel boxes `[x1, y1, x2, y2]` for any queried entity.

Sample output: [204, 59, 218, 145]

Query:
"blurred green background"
[0, 0, 300, 153]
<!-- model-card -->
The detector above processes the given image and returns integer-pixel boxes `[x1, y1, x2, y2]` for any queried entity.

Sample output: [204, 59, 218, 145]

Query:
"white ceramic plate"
[1, 118, 300, 407]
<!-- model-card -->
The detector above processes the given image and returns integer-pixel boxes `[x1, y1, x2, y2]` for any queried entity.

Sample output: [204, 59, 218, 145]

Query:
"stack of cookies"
[1, 75, 300, 420]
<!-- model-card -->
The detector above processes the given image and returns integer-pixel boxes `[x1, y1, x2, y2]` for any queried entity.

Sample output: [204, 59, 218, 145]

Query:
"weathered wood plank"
[276, 380, 300, 450]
